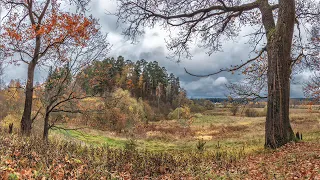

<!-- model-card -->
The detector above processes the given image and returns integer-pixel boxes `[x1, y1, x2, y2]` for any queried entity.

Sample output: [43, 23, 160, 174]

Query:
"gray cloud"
[2, 0, 311, 98]
[3, 64, 49, 85]
[181, 77, 229, 98]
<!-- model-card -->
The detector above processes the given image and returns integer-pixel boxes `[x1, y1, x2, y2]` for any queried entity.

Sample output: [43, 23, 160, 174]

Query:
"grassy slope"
[53, 108, 319, 153]
[55, 128, 179, 151]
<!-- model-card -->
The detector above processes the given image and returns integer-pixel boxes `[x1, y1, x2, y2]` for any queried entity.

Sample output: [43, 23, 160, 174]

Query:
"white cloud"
[213, 77, 228, 86]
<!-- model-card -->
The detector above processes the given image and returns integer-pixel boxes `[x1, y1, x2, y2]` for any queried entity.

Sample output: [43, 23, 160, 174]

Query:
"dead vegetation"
[0, 106, 319, 179]
[0, 126, 319, 179]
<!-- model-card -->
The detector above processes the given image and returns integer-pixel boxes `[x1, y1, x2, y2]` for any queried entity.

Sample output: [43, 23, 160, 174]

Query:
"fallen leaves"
[0, 131, 319, 179]
[217, 142, 320, 179]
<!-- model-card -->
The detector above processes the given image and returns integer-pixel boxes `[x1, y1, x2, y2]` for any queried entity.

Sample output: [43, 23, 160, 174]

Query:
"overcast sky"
[2, 0, 312, 98]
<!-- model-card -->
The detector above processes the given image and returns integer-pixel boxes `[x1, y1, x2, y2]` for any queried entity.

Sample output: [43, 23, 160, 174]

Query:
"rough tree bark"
[260, 0, 295, 148]
[43, 111, 50, 142]
[21, 61, 37, 135]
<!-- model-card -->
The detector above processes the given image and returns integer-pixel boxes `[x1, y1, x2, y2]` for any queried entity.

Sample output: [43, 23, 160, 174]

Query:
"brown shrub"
[141, 123, 195, 138]
[244, 108, 265, 117]
[224, 125, 248, 132]
[229, 103, 240, 116]
[203, 110, 226, 116]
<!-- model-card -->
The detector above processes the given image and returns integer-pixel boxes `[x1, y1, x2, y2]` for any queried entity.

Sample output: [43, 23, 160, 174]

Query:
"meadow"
[1, 105, 319, 179]
[54, 107, 320, 153]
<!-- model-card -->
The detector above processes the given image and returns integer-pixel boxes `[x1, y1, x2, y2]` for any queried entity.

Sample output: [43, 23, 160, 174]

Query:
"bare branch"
[133, 1, 259, 20]
[31, 107, 42, 123]
[185, 47, 267, 77]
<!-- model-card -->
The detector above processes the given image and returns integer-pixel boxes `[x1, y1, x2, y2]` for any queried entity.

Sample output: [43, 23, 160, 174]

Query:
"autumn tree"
[132, 59, 144, 97]
[40, 33, 109, 141]
[0, 0, 99, 135]
[79, 56, 181, 109]
[115, 0, 320, 148]
[79, 59, 115, 95]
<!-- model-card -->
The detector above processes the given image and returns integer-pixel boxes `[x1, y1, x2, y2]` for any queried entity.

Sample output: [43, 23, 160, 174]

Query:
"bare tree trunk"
[261, 0, 295, 148]
[43, 113, 49, 142]
[8, 123, 13, 134]
[21, 62, 36, 136]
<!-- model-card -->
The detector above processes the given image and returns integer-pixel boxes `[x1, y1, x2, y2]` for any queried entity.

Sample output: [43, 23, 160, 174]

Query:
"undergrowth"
[0, 127, 319, 179]
[0, 128, 247, 179]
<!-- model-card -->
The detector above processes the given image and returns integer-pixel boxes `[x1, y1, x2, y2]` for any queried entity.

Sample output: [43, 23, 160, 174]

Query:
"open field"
[0, 107, 319, 179]
[54, 107, 320, 153]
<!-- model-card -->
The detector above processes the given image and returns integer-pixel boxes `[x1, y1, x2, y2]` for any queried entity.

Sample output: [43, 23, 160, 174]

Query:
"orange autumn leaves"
[4, 28, 22, 41]
[38, 12, 98, 47]
[2, 13, 97, 46]
[0, 1, 99, 61]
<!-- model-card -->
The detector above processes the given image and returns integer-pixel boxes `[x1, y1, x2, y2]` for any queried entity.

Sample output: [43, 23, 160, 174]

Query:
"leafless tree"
[304, 72, 320, 102]
[40, 32, 110, 141]
[115, 0, 320, 148]
[303, 26, 320, 103]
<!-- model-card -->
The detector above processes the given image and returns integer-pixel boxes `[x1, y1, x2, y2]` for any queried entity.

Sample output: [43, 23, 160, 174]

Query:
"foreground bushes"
[0, 129, 244, 179]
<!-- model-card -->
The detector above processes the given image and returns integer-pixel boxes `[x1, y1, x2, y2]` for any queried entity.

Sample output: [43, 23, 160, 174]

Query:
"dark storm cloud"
[75, 0, 259, 98]
[116, 37, 252, 98]
[2, 0, 310, 98]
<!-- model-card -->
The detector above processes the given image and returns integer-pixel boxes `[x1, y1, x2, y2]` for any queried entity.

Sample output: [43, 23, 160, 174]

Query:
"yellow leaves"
[167, 105, 191, 120]
[129, 106, 134, 112]
[138, 74, 144, 88]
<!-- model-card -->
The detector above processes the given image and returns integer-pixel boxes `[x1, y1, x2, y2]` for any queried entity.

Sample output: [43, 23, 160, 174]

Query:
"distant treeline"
[191, 98, 228, 103]
[191, 98, 316, 104]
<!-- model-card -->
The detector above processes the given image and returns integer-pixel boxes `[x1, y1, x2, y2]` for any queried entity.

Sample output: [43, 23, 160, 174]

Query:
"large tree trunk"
[260, 0, 295, 148]
[21, 62, 36, 136]
[43, 112, 50, 142]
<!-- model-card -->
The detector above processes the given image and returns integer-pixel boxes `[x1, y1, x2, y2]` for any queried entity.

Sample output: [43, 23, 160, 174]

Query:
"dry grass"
[0, 129, 249, 179]
[0, 107, 319, 179]
[51, 107, 319, 154]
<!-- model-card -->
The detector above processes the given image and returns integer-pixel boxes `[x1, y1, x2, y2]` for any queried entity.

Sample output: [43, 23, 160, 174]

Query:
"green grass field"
[53, 107, 320, 154]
